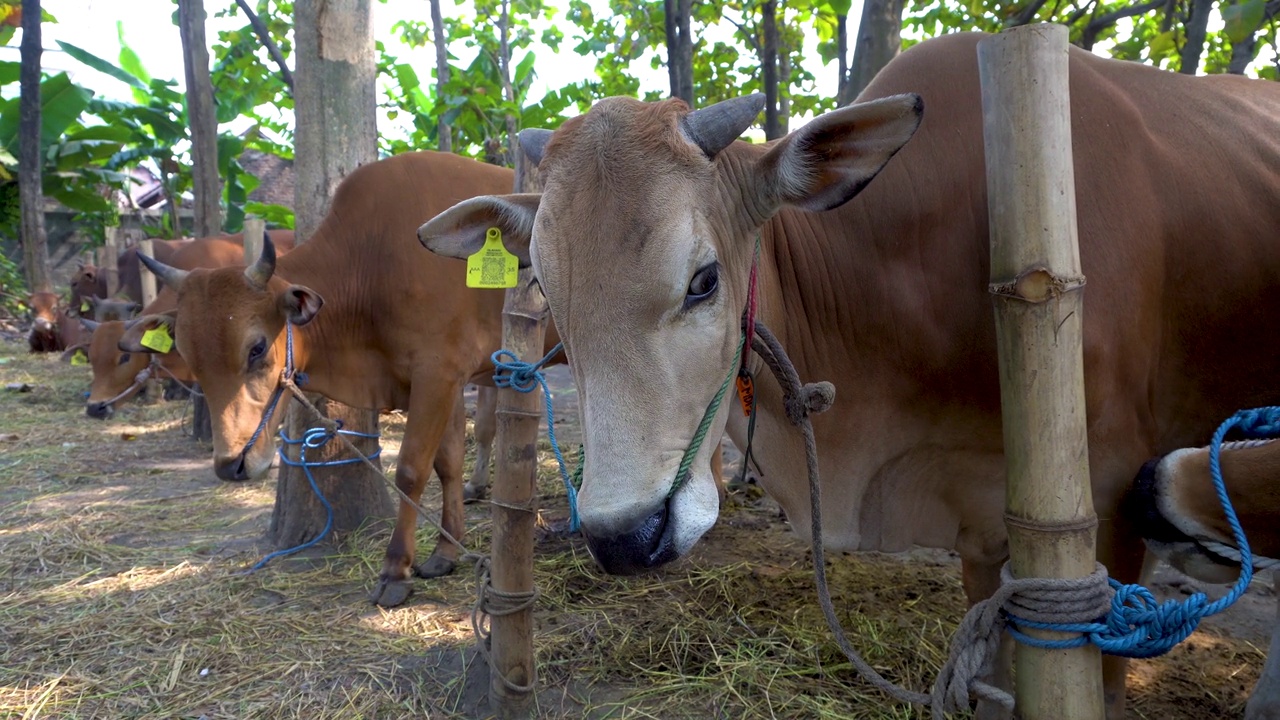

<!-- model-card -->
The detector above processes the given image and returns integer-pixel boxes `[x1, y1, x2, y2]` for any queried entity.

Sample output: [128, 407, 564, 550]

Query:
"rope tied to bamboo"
[470, 554, 540, 693]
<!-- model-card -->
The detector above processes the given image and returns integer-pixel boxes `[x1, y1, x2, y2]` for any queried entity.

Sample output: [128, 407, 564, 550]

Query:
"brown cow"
[418, 32, 1280, 717]
[81, 235, 288, 419]
[1126, 441, 1280, 719]
[26, 291, 81, 354]
[82, 296, 141, 321]
[125, 152, 567, 607]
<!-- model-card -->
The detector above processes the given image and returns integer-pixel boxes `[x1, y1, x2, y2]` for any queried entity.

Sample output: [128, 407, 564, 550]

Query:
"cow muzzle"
[1126, 456, 1243, 583]
[582, 500, 680, 575]
[85, 400, 113, 419]
[214, 453, 253, 482]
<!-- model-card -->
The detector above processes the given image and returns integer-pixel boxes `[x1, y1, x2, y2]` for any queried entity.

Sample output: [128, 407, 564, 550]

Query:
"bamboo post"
[243, 216, 265, 264]
[488, 144, 545, 719]
[101, 225, 121, 297]
[978, 23, 1103, 720]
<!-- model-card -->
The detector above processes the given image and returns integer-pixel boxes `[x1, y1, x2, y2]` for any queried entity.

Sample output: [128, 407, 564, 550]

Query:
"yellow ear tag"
[140, 326, 173, 353]
[465, 227, 519, 289]
[80, 300, 91, 313]
[70, 349, 88, 366]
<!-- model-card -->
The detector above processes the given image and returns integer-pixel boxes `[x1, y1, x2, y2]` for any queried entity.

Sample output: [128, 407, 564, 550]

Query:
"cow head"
[28, 291, 61, 336]
[81, 318, 146, 418]
[420, 93, 923, 574]
[70, 264, 100, 313]
[135, 237, 322, 481]
[84, 296, 142, 322]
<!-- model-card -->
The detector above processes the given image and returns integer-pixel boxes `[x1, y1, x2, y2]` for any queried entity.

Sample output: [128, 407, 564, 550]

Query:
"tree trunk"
[839, 0, 905, 105]
[664, 0, 694, 106]
[761, 0, 782, 140]
[277, 0, 391, 550]
[1179, 0, 1214, 74]
[836, 12, 849, 101]
[498, 0, 518, 167]
[19, 0, 50, 293]
[429, 0, 451, 152]
[177, 0, 223, 237]
[778, 27, 790, 136]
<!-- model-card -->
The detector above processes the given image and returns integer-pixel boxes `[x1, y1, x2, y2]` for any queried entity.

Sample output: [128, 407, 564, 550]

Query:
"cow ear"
[757, 93, 923, 213]
[118, 312, 177, 353]
[278, 285, 323, 326]
[418, 193, 539, 267]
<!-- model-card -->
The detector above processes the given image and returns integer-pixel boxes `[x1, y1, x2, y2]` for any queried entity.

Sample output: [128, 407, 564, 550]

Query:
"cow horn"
[244, 232, 276, 289]
[518, 128, 554, 165]
[681, 94, 766, 158]
[80, 317, 101, 331]
[138, 252, 189, 290]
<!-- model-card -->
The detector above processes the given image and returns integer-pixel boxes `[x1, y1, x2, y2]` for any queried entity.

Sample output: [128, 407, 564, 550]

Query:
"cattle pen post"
[978, 24, 1104, 719]
[137, 237, 166, 404]
[242, 217, 265, 264]
[487, 143, 545, 718]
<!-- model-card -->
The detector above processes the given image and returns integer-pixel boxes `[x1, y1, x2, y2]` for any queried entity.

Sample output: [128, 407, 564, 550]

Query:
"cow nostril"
[85, 402, 111, 419]
[583, 502, 679, 575]
[215, 454, 251, 482]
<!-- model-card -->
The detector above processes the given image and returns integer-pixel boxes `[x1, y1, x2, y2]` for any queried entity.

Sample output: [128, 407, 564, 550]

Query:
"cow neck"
[267, 237, 375, 406]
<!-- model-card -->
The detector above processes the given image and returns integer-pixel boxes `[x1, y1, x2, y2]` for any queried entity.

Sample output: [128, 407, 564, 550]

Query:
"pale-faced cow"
[129, 151, 568, 606]
[26, 291, 81, 354]
[1127, 442, 1280, 719]
[419, 32, 1280, 717]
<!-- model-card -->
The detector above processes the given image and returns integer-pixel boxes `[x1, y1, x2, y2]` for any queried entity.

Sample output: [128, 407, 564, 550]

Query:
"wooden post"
[488, 143, 544, 718]
[137, 238, 164, 402]
[978, 24, 1103, 720]
[243, 216, 265, 264]
[103, 224, 122, 297]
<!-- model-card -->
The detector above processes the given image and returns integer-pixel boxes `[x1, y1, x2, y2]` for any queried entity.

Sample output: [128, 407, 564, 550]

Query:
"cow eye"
[118, 352, 131, 366]
[684, 263, 719, 309]
[247, 338, 267, 367]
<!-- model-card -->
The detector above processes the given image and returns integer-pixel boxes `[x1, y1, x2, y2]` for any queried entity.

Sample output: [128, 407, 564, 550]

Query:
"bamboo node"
[989, 266, 1085, 303]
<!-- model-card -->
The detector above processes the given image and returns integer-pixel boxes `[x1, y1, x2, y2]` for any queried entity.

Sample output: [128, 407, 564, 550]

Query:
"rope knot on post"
[490, 345, 581, 532]
[470, 554, 540, 694]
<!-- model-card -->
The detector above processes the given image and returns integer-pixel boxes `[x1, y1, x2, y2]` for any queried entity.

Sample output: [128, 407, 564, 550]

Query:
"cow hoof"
[415, 555, 457, 578]
[369, 578, 414, 607]
[463, 483, 487, 503]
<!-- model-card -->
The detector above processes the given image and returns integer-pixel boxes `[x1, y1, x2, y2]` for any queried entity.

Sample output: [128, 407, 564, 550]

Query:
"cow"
[124, 151, 569, 607]
[82, 296, 141, 321]
[417, 32, 1280, 718]
[80, 235, 289, 419]
[1127, 442, 1280, 719]
[26, 291, 81, 354]
[70, 240, 185, 313]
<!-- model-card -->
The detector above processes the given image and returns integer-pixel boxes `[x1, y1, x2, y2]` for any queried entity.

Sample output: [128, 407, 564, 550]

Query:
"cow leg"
[418, 393, 468, 578]
[711, 441, 727, 509]
[961, 556, 1014, 720]
[372, 377, 464, 606]
[465, 385, 498, 502]
[1246, 570, 1280, 720]
[1095, 515, 1149, 719]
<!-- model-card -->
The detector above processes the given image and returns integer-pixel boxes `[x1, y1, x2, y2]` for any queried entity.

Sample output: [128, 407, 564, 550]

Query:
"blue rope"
[490, 343, 580, 532]
[240, 422, 382, 574]
[1005, 406, 1271, 658]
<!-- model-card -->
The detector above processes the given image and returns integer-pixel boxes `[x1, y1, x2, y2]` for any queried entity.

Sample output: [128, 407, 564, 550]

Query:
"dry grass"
[0, 340, 1268, 719]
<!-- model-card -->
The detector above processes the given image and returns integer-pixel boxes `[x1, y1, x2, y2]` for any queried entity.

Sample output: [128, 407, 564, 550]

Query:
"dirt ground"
[1, 343, 1274, 719]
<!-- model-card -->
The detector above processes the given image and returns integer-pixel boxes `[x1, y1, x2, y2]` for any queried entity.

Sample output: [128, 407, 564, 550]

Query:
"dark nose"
[583, 502, 679, 575]
[85, 401, 112, 419]
[214, 454, 251, 482]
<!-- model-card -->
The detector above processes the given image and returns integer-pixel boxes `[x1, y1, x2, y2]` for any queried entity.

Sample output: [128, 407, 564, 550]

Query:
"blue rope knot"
[239, 422, 382, 574]
[1004, 406, 1271, 658]
[490, 345, 580, 532]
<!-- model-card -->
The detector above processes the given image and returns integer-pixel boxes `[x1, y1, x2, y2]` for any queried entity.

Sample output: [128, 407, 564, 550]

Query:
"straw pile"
[0, 341, 1266, 719]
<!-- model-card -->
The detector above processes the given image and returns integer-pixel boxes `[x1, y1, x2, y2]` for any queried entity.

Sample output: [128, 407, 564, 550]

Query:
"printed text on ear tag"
[466, 227, 519, 289]
[736, 368, 755, 417]
[140, 326, 174, 353]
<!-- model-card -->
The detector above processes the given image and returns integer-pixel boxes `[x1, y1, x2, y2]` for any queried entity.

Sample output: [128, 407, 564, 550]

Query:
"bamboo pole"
[978, 23, 1103, 720]
[101, 225, 121, 297]
[242, 216, 265, 265]
[488, 144, 545, 719]
[137, 239, 158, 307]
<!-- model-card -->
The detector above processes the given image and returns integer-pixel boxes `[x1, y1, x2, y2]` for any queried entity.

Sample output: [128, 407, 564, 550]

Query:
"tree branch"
[1008, 0, 1052, 28]
[1079, 0, 1165, 49]
[234, 0, 294, 96]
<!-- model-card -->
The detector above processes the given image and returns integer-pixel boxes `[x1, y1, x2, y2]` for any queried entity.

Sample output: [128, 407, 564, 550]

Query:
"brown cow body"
[130, 152, 567, 606]
[420, 33, 1280, 716]
[81, 237, 264, 418]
